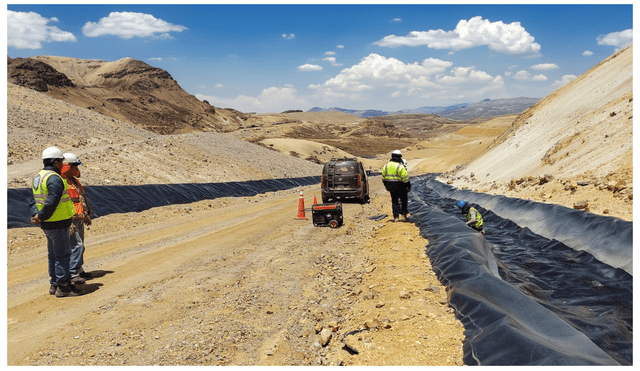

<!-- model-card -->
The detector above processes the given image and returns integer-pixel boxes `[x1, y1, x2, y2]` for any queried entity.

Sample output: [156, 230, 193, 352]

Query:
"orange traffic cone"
[313, 195, 318, 205]
[295, 189, 308, 220]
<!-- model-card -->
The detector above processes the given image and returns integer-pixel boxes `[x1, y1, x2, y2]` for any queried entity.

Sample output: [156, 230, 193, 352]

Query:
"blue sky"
[6, 3, 634, 114]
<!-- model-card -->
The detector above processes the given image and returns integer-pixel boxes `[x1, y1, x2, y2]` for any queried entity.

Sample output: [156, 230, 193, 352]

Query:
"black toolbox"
[311, 202, 343, 228]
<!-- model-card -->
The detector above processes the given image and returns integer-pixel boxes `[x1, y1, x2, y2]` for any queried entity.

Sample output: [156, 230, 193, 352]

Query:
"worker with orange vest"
[62, 152, 93, 285]
[29, 146, 79, 297]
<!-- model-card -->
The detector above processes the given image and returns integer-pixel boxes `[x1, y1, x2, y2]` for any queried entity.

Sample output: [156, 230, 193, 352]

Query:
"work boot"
[393, 216, 399, 222]
[71, 276, 86, 285]
[55, 284, 80, 298]
[401, 214, 410, 222]
[49, 285, 57, 295]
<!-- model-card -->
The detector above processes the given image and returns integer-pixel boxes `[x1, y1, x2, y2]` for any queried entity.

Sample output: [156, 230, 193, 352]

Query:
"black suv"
[321, 157, 370, 204]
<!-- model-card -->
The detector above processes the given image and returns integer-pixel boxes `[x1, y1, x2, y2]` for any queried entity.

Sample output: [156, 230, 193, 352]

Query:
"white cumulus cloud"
[597, 29, 632, 49]
[551, 74, 577, 88]
[513, 70, 531, 80]
[298, 64, 323, 71]
[437, 66, 493, 84]
[310, 54, 451, 92]
[324, 51, 336, 55]
[8, 10, 76, 49]
[373, 16, 541, 56]
[82, 12, 187, 39]
[323, 57, 343, 66]
[583, 50, 594, 56]
[282, 33, 295, 40]
[532, 74, 547, 81]
[259, 86, 299, 104]
[530, 63, 558, 71]
[196, 85, 306, 113]
[308, 53, 500, 105]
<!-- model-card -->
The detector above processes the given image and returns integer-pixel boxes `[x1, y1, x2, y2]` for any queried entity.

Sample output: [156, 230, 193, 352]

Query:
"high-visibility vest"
[66, 178, 85, 216]
[467, 207, 484, 228]
[32, 170, 75, 222]
[382, 161, 409, 183]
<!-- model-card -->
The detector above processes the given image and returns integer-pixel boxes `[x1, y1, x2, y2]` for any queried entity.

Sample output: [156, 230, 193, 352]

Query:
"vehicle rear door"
[333, 161, 359, 191]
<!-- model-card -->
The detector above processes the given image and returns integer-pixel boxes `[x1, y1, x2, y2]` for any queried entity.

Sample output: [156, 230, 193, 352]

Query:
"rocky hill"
[426, 97, 540, 120]
[6, 82, 323, 189]
[308, 97, 540, 119]
[7, 55, 246, 134]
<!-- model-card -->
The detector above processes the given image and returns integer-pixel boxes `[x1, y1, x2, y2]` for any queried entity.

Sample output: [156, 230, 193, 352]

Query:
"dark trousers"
[389, 189, 408, 218]
[44, 227, 72, 286]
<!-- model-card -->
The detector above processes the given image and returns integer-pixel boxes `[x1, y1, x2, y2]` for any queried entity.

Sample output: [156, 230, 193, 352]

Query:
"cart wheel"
[329, 219, 339, 228]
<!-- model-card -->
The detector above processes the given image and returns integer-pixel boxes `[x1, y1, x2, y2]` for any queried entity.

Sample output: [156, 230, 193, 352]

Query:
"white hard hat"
[63, 152, 82, 165]
[392, 150, 402, 156]
[42, 146, 64, 160]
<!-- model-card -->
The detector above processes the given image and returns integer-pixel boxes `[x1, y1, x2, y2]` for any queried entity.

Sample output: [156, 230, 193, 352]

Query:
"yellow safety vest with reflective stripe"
[382, 161, 409, 183]
[32, 170, 75, 222]
[467, 207, 484, 228]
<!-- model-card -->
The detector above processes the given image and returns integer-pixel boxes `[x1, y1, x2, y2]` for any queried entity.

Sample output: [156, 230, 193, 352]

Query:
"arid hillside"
[435, 44, 633, 220]
[451, 44, 632, 182]
[8, 55, 246, 134]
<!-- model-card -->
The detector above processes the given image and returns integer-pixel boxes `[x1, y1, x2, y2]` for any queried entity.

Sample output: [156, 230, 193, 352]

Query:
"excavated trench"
[408, 174, 632, 365]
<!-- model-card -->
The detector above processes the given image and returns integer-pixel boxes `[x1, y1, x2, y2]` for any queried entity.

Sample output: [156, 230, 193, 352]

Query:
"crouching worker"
[457, 200, 484, 234]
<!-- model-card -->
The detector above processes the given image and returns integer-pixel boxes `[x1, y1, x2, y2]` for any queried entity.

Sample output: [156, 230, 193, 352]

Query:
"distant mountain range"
[308, 97, 541, 120]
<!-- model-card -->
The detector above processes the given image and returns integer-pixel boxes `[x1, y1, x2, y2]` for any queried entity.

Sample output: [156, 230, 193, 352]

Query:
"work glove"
[84, 214, 92, 226]
[69, 223, 77, 235]
[30, 215, 41, 225]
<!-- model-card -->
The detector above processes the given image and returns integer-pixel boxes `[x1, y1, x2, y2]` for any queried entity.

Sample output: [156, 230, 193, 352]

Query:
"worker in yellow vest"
[382, 150, 411, 222]
[29, 146, 79, 297]
[457, 200, 484, 234]
[62, 152, 93, 285]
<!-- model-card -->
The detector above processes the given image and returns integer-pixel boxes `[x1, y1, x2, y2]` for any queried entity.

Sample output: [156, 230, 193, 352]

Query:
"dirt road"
[7, 178, 464, 366]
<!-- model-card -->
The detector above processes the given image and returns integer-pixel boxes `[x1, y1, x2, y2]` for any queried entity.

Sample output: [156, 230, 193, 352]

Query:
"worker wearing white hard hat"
[62, 153, 93, 284]
[382, 149, 411, 222]
[29, 147, 79, 297]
